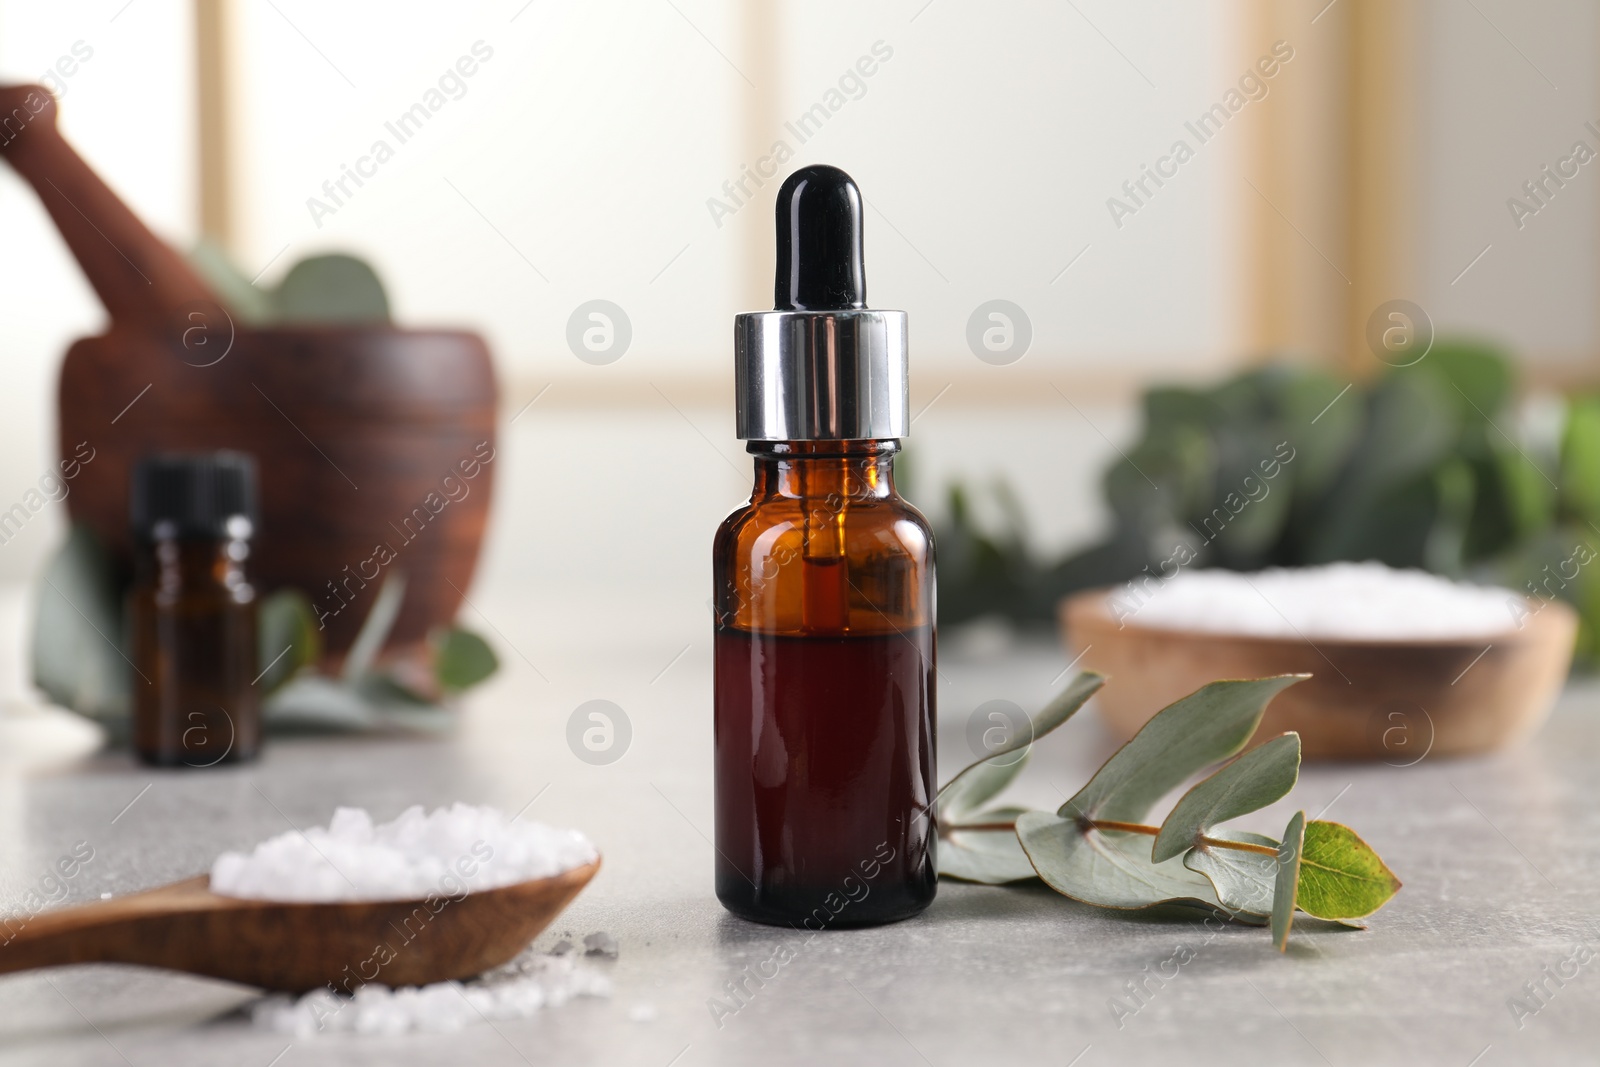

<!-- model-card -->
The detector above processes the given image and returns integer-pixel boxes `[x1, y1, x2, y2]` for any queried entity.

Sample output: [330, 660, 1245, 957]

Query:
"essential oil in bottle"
[128, 452, 261, 767]
[714, 164, 936, 927]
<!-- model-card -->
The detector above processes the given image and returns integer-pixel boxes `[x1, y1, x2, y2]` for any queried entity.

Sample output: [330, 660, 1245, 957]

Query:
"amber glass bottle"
[128, 453, 260, 767]
[714, 165, 936, 927]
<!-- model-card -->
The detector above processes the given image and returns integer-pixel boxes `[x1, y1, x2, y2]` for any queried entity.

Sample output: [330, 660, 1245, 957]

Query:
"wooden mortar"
[1, 84, 497, 654]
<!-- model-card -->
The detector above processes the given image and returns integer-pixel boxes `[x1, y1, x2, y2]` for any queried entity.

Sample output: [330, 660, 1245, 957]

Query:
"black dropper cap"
[774, 164, 867, 312]
[737, 164, 907, 441]
[131, 451, 257, 541]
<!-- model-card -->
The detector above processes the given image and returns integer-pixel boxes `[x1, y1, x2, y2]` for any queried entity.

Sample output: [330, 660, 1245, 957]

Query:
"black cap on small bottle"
[774, 164, 867, 311]
[131, 452, 257, 541]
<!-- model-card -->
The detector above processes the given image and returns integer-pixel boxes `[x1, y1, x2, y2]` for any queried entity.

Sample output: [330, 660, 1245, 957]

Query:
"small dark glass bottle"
[714, 165, 936, 928]
[128, 452, 260, 767]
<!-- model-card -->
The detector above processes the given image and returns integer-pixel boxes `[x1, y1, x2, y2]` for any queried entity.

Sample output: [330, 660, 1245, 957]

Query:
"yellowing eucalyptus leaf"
[1295, 820, 1402, 919]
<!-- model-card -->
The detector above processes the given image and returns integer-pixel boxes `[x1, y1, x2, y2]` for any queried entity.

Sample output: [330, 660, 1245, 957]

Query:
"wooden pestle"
[0, 84, 225, 332]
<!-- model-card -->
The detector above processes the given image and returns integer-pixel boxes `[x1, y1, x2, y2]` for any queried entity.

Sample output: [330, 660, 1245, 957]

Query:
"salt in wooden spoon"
[0, 858, 600, 993]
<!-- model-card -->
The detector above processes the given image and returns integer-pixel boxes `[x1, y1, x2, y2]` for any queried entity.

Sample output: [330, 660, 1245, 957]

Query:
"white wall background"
[1, 0, 1597, 602]
[0, 0, 194, 582]
[1419, 0, 1600, 368]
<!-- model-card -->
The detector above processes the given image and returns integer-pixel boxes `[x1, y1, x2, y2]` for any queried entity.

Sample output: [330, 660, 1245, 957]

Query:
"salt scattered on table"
[583, 931, 618, 959]
[1122, 562, 1522, 640]
[210, 803, 596, 902]
[251, 949, 611, 1037]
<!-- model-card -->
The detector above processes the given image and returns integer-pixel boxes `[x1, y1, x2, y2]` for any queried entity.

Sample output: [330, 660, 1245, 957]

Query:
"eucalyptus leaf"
[1561, 396, 1600, 525]
[939, 808, 1037, 884]
[1181, 829, 1277, 923]
[1152, 732, 1301, 862]
[1574, 536, 1600, 664]
[1058, 676, 1305, 825]
[32, 524, 128, 724]
[1016, 810, 1232, 913]
[936, 672, 1103, 885]
[1426, 457, 1475, 575]
[263, 674, 381, 732]
[341, 572, 407, 682]
[272, 253, 391, 323]
[1416, 341, 1513, 423]
[187, 239, 276, 324]
[1016, 676, 1303, 913]
[262, 673, 454, 734]
[354, 674, 456, 732]
[1307, 371, 1460, 563]
[938, 671, 1104, 818]
[1295, 820, 1402, 919]
[936, 673, 1399, 950]
[257, 589, 320, 694]
[1142, 385, 1217, 430]
[1104, 424, 1214, 534]
[939, 758, 1029, 826]
[432, 626, 499, 693]
[184, 245, 393, 326]
[1282, 370, 1361, 501]
[1207, 457, 1294, 565]
[1489, 434, 1557, 542]
[29, 526, 487, 739]
[936, 764, 1038, 884]
[1273, 811, 1306, 952]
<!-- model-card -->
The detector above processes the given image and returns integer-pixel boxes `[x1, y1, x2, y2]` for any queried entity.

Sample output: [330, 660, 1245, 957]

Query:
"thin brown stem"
[1197, 834, 1279, 857]
[942, 814, 1282, 857]
[1086, 819, 1158, 837]
[1083, 819, 1281, 857]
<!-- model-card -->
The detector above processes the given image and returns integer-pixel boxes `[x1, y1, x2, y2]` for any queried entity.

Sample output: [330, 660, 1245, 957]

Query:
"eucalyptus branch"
[934, 672, 1401, 952]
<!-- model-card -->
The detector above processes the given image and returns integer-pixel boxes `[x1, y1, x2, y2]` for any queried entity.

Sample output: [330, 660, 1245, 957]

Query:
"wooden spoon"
[0, 859, 600, 993]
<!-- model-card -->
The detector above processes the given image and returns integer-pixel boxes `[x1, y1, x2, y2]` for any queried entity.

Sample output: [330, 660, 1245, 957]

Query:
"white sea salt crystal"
[250, 949, 612, 1037]
[209, 803, 596, 902]
[583, 931, 619, 958]
[1122, 562, 1523, 640]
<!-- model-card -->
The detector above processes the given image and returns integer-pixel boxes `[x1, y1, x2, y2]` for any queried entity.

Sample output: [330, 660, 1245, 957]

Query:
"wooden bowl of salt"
[1060, 565, 1577, 761]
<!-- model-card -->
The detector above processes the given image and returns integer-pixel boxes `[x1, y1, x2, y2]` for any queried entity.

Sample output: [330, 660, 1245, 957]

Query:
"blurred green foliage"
[33, 526, 499, 737]
[189, 242, 392, 325]
[935, 342, 1600, 663]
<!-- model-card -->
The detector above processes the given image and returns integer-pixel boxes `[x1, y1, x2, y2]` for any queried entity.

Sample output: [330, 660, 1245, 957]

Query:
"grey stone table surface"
[1, 627, 1597, 1067]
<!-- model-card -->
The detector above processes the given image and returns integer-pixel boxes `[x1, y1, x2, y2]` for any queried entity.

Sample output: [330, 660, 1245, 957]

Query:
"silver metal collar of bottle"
[734, 309, 909, 442]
